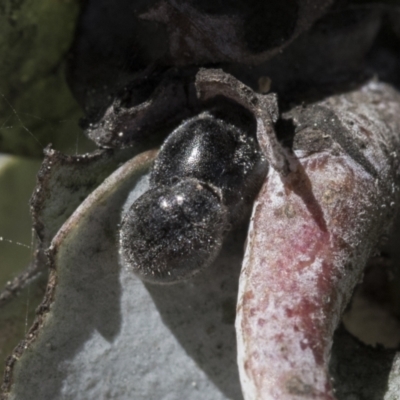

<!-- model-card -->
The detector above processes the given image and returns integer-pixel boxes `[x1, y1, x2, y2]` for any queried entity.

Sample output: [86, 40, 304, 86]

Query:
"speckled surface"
[4, 150, 245, 400]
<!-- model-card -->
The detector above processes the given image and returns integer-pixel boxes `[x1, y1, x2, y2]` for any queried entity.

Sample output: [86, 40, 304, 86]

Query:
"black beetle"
[120, 105, 267, 283]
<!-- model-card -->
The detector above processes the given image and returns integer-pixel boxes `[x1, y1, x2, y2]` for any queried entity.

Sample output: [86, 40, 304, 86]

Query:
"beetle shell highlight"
[120, 108, 267, 283]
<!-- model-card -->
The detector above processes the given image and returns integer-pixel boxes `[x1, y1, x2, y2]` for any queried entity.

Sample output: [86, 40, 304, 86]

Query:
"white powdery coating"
[120, 174, 150, 215]
[8, 151, 244, 400]
[385, 354, 400, 400]
[237, 155, 383, 400]
[57, 268, 229, 400]
[236, 81, 400, 400]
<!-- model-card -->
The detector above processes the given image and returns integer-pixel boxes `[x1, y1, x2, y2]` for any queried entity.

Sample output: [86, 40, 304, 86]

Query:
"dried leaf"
[236, 80, 400, 399]
[1, 149, 249, 400]
[141, 0, 334, 65]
